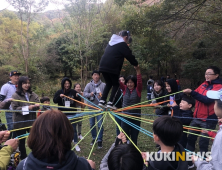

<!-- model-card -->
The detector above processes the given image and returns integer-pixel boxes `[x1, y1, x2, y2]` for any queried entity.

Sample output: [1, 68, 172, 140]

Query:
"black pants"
[179, 130, 188, 148]
[16, 128, 30, 159]
[121, 116, 141, 145]
[186, 119, 216, 154]
[101, 72, 119, 103]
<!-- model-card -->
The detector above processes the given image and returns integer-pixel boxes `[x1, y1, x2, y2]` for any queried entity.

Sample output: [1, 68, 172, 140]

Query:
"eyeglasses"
[205, 73, 216, 76]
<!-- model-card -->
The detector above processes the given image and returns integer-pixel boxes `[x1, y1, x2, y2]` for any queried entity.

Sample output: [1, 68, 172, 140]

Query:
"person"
[99, 30, 138, 109]
[191, 89, 222, 170]
[113, 76, 126, 136]
[53, 77, 81, 152]
[0, 71, 21, 139]
[119, 75, 125, 84]
[119, 66, 142, 145]
[16, 109, 95, 170]
[143, 116, 189, 170]
[0, 131, 19, 170]
[84, 71, 106, 148]
[37, 96, 51, 117]
[11, 76, 39, 160]
[166, 75, 170, 80]
[176, 79, 181, 91]
[164, 79, 183, 115]
[151, 80, 167, 115]
[183, 66, 222, 154]
[147, 79, 154, 102]
[201, 118, 222, 140]
[100, 132, 144, 170]
[172, 95, 195, 148]
[74, 83, 85, 140]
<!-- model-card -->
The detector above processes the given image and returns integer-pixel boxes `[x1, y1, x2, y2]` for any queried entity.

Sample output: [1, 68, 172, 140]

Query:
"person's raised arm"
[135, 66, 142, 93]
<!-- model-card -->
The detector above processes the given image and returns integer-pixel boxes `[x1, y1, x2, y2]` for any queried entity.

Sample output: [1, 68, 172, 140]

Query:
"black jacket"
[53, 77, 81, 115]
[172, 106, 193, 126]
[145, 143, 189, 170]
[99, 34, 138, 75]
[17, 151, 93, 170]
[165, 79, 182, 106]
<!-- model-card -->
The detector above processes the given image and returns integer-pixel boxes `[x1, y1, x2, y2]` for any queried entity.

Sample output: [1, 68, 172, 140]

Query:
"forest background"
[0, 0, 222, 96]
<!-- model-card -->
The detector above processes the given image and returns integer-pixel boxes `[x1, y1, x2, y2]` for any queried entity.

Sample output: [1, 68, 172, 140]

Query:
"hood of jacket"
[148, 143, 188, 170]
[22, 151, 78, 170]
[206, 77, 222, 85]
[166, 79, 178, 94]
[61, 77, 72, 90]
[90, 79, 103, 86]
[109, 34, 125, 46]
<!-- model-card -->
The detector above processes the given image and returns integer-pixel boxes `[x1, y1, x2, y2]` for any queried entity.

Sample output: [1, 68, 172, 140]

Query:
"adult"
[84, 71, 106, 148]
[183, 66, 222, 153]
[99, 30, 138, 109]
[0, 131, 19, 170]
[53, 77, 81, 152]
[11, 76, 39, 160]
[119, 66, 142, 145]
[0, 71, 21, 139]
[16, 109, 95, 170]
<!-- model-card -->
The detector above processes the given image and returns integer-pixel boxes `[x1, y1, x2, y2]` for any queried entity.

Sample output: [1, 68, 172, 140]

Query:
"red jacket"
[191, 78, 222, 122]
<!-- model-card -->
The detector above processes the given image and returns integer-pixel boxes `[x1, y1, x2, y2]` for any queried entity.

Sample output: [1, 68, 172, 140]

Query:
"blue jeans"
[68, 116, 78, 143]
[89, 114, 104, 141]
[6, 112, 16, 139]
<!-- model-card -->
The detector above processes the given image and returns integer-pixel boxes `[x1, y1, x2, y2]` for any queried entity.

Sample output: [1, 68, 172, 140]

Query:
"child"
[119, 66, 142, 145]
[192, 89, 222, 169]
[147, 80, 154, 102]
[172, 95, 195, 148]
[99, 30, 138, 109]
[74, 83, 85, 140]
[164, 79, 183, 115]
[151, 80, 167, 115]
[143, 116, 189, 170]
[37, 96, 51, 117]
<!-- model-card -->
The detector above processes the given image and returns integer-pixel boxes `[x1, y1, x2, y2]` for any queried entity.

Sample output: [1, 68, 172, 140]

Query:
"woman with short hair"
[16, 109, 95, 170]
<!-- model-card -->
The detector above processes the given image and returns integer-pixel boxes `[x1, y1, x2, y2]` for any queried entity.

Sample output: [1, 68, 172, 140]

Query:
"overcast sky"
[0, 0, 65, 11]
[0, 0, 106, 12]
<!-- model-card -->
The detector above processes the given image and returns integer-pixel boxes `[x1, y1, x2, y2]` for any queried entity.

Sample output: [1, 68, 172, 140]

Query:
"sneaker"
[98, 100, 106, 108]
[78, 134, 84, 140]
[98, 141, 103, 149]
[74, 144, 81, 152]
[90, 139, 98, 145]
[106, 101, 117, 110]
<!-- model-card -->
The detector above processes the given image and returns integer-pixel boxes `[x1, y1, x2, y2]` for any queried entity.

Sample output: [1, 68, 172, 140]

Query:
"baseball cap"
[206, 89, 222, 100]
[10, 71, 21, 77]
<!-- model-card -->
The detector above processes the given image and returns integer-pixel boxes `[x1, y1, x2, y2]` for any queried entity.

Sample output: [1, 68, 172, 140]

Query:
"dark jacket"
[17, 151, 93, 170]
[99, 34, 138, 75]
[191, 78, 222, 123]
[172, 106, 193, 126]
[53, 77, 81, 115]
[165, 79, 182, 106]
[11, 91, 39, 129]
[146, 143, 188, 170]
[151, 90, 167, 104]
